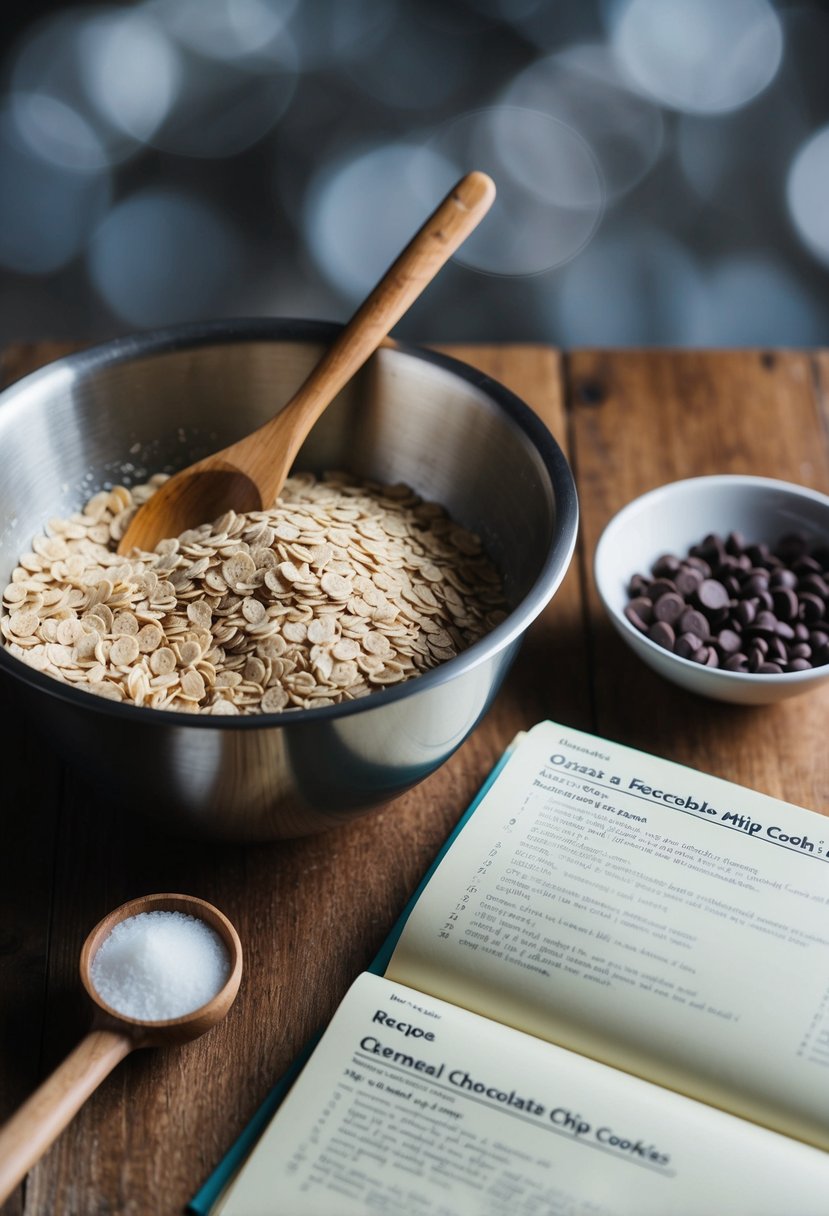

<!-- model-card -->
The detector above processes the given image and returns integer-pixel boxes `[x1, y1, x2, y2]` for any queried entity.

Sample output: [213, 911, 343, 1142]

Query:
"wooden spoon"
[0, 893, 242, 1204]
[117, 170, 496, 555]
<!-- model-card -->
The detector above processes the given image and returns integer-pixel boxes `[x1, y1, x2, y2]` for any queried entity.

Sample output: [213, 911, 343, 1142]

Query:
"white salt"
[90, 910, 231, 1021]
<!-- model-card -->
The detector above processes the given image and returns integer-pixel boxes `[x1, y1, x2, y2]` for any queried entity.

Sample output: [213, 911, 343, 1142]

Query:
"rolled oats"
[1, 470, 508, 715]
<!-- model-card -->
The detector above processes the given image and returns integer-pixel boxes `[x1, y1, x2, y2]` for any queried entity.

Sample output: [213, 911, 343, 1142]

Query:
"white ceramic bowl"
[594, 475, 829, 704]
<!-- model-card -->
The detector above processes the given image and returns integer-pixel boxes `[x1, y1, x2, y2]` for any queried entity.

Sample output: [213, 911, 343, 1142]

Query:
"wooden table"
[2, 344, 828, 1215]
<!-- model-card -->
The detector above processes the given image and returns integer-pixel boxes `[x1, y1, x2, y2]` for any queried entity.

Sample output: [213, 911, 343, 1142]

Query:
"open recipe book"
[195, 721, 829, 1215]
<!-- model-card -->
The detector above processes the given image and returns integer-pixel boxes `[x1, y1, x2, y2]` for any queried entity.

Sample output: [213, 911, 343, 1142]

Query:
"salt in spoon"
[0, 892, 243, 1204]
[117, 170, 496, 555]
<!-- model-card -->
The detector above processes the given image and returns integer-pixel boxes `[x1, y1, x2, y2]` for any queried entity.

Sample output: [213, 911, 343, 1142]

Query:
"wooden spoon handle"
[237, 170, 496, 502]
[0, 1028, 133, 1204]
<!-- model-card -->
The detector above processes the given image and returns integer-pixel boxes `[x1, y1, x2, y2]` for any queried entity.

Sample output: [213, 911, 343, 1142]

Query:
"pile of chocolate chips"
[624, 531, 829, 673]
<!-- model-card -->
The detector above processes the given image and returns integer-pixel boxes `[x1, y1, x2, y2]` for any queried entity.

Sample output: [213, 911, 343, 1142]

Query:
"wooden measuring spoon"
[116, 170, 496, 555]
[0, 893, 242, 1204]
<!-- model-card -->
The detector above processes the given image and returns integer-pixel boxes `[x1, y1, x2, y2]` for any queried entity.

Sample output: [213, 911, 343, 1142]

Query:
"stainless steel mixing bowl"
[0, 320, 578, 838]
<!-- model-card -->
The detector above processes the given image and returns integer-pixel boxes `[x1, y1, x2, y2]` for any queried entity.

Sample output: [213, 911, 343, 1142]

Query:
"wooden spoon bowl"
[0, 893, 242, 1202]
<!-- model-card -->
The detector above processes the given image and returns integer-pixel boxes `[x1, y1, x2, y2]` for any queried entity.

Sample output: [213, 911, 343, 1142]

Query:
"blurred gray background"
[1, 0, 828, 347]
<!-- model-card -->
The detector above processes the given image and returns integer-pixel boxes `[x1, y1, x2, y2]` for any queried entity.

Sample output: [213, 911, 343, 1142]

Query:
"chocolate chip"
[649, 578, 678, 601]
[716, 629, 742, 655]
[625, 527, 829, 677]
[742, 572, 769, 596]
[696, 579, 730, 612]
[629, 595, 654, 619]
[675, 632, 703, 658]
[651, 554, 681, 578]
[771, 587, 798, 620]
[624, 602, 650, 633]
[648, 621, 675, 650]
[628, 573, 651, 597]
[674, 566, 703, 596]
[685, 556, 712, 577]
[653, 592, 685, 624]
[678, 607, 709, 639]
[777, 534, 809, 562]
[770, 569, 798, 590]
[767, 637, 787, 663]
[734, 600, 756, 627]
[706, 606, 730, 629]
[747, 610, 779, 642]
[746, 543, 769, 565]
[698, 534, 726, 564]
[800, 593, 825, 623]
[799, 572, 829, 598]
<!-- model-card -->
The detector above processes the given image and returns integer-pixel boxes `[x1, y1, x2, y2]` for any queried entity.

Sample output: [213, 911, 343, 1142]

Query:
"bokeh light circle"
[612, 0, 783, 115]
[152, 0, 298, 63]
[135, 0, 298, 158]
[425, 107, 604, 276]
[701, 255, 827, 345]
[87, 189, 244, 326]
[11, 7, 180, 165]
[787, 126, 829, 268]
[286, 0, 397, 69]
[78, 7, 181, 144]
[305, 143, 456, 302]
[344, 6, 471, 111]
[502, 43, 663, 201]
[677, 96, 805, 219]
[0, 104, 111, 274]
[11, 92, 109, 173]
[552, 226, 706, 346]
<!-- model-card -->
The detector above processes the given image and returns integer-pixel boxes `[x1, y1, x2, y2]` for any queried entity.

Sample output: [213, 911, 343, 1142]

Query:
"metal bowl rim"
[0, 318, 578, 730]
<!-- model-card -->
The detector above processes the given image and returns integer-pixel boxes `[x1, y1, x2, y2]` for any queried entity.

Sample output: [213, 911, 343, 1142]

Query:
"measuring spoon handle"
[0, 1027, 133, 1204]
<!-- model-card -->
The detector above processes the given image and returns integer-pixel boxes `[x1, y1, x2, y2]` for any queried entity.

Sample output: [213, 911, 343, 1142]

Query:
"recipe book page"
[386, 721, 829, 1149]
[216, 972, 829, 1216]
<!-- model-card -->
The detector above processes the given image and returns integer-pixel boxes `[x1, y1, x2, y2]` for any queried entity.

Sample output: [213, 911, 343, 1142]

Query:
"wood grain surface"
[0, 344, 827, 1215]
